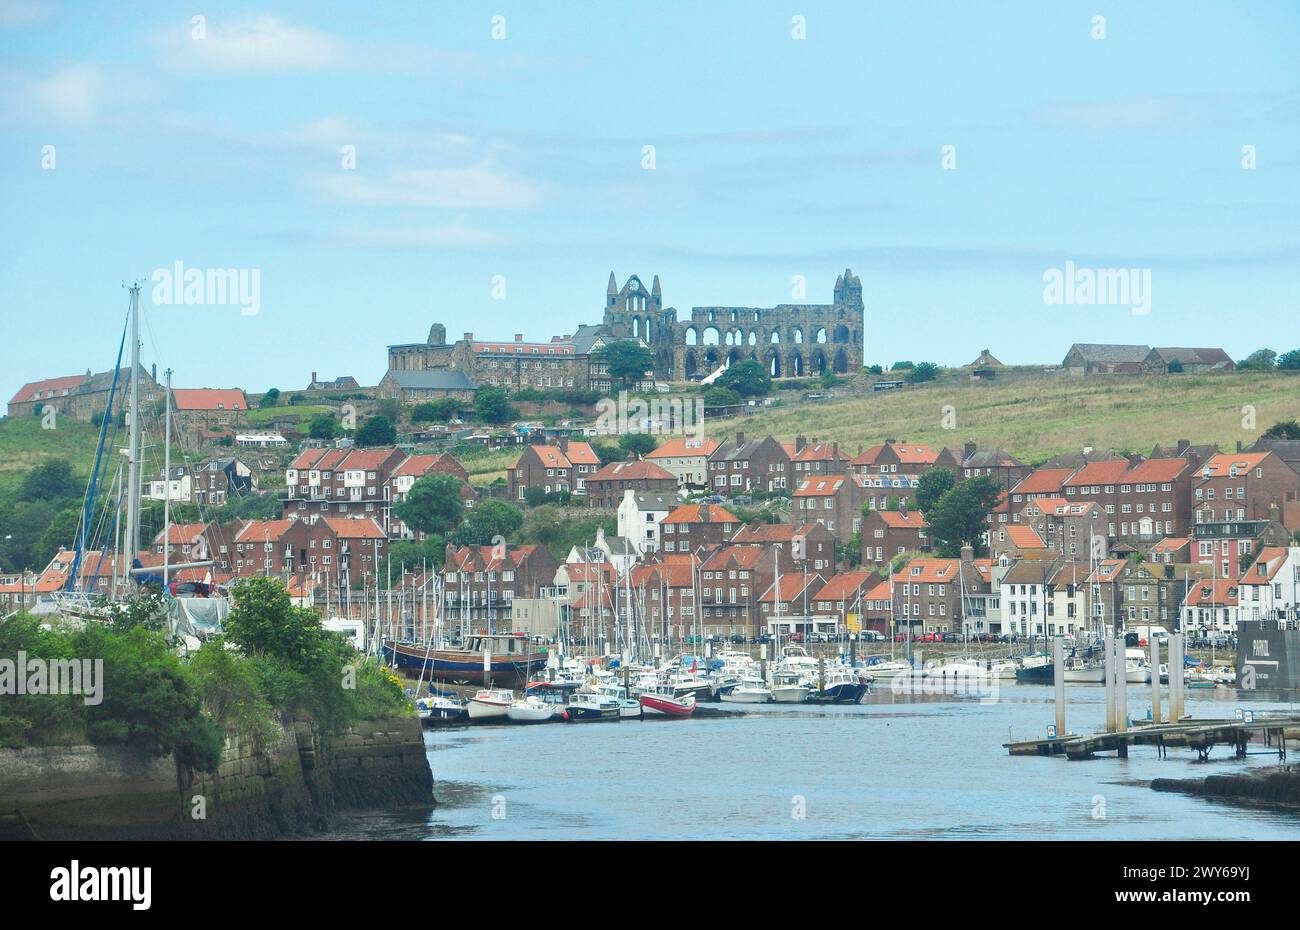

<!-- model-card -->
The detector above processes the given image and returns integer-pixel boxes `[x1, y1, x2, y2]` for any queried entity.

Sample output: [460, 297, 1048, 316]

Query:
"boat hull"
[720, 689, 773, 704]
[808, 681, 868, 704]
[639, 694, 696, 717]
[383, 640, 546, 685]
[506, 703, 555, 723]
[771, 686, 811, 704]
[565, 704, 620, 722]
[467, 699, 510, 721]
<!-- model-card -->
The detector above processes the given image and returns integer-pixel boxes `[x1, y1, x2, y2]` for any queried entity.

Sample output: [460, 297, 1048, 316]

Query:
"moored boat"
[467, 688, 513, 721]
[506, 694, 556, 723]
[565, 691, 621, 722]
[417, 693, 469, 725]
[720, 675, 773, 704]
[383, 634, 547, 686]
[639, 685, 696, 717]
[808, 666, 869, 704]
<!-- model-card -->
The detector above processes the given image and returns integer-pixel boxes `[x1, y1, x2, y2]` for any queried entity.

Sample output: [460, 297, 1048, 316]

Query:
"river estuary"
[321, 685, 1300, 840]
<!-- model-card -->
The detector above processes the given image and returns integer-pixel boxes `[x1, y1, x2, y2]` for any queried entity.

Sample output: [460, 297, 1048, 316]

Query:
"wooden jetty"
[1005, 715, 1300, 761]
[1005, 631, 1300, 761]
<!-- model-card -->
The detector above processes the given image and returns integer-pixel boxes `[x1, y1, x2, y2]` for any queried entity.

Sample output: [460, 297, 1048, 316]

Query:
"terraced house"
[284, 447, 408, 522]
[1060, 455, 1196, 547]
[707, 431, 792, 494]
[584, 459, 677, 508]
[793, 473, 868, 541]
[509, 437, 601, 502]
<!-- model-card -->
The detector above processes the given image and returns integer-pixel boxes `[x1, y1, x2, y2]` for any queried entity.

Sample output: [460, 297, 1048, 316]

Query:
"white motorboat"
[1062, 657, 1106, 683]
[770, 669, 813, 703]
[720, 675, 773, 704]
[467, 688, 513, 721]
[565, 691, 621, 721]
[859, 658, 912, 679]
[594, 684, 643, 718]
[1125, 649, 1152, 684]
[506, 693, 555, 723]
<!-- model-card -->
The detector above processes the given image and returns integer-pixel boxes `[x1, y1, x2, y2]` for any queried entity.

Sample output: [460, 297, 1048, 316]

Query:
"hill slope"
[707, 372, 1299, 465]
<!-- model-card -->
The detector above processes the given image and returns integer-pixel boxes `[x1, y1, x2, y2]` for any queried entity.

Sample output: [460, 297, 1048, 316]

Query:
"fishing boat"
[416, 693, 469, 725]
[1062, 656, 1106, 683]
[1125, 649, 1152, 683]
[639, 684, 697, 717]
[565, 691, 621, 722]
[592, 683, 642, 718]
[506, 693, 556, 724]
[1014, 655, 1055, 684]
[771, 669, 813, 703]
[467, 688, 513, 721]
[383, 634, 546, 685]
[859, 657, 911, 679]
[720, 675, 773, 704]
[808, 666, 869, 704]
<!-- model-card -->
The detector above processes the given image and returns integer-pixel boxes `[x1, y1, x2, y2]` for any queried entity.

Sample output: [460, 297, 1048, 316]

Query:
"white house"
[616, 490, 676, 555]
[1237, 546, 1300, 624]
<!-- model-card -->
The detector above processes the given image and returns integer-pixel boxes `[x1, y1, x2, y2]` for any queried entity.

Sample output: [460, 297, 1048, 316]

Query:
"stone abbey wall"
[602, 269, 865, 381]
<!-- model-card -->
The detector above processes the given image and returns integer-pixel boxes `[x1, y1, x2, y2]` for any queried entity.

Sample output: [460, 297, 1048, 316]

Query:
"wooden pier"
[1005, 715, 1300, 761]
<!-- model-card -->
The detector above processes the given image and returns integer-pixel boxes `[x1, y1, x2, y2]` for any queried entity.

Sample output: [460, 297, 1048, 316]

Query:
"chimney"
[464, 332, 474, 342]
[557, 435, 569, 454]
[1236, 440, 1243, 453]
[795, 434, 807, 453]
[515, 334, 523, 342]
[885, 438, 896, 445]
[964, 441, 976, 461]
[960, 543, 974, 562]
[736, 431, 745, 446]
[1128, 453, 1143, 468]
[1177, 439, 1190, 456]
[151, 363, 157, 381]
[832, 442, 839, 463]
[898, 498, 908, 516]
[311, 371, 317, 385]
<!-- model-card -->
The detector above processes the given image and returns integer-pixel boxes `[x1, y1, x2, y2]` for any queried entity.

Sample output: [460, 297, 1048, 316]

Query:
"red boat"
[638, 685, 696, 717]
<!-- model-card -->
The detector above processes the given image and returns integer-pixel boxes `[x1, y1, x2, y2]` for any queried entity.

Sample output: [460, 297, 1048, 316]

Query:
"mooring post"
[1053, 635, 1065, 737]
[1170, 633, 1184, 721]
[1149, 634, 1162, 724]
[1115, 634, 1128, 736]
[1104, 631, 1116, 733]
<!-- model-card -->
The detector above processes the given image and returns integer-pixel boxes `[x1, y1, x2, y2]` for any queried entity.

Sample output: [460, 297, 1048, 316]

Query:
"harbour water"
[320, 686, 1300, 840]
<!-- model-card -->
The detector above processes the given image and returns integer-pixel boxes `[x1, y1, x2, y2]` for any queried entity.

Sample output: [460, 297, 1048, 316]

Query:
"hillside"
[707, 371, 1300, 465]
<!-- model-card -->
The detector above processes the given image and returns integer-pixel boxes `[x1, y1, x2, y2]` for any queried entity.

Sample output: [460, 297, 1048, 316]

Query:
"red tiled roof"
[323, 517, 386, 539]
[392, 453, 466, 479]
[589, 460, 675, 482]
[701, 545, 767, 570]
[8, 373, 86, 405]
[814, 570, 881, 602]
[172, 388, 246, 411]
[1005, 525, 1047, 548]
[1196, 453, 1271, 479]
[760, 573, 822, 603]
[794, 476, 844, 497]
[891, 558, 960, 584]
[1063, 460, 1132, 487]
[662, 503, 739, 525]
[1187, 578, 1238, 605]
[878, 511, 925, 529]
[153, 522, 209, 546]
[1241, 547, 1290, 584]
[646, 437, 719, 459]
[791, 442, 848, 463]
[1010, 468, 1076, 495]
[1126, 457, 1190, 483]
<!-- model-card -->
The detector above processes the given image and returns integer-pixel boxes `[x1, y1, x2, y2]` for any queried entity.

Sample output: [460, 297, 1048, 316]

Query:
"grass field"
[707, 371, 1300, 465]
[243, 404, 334, 426]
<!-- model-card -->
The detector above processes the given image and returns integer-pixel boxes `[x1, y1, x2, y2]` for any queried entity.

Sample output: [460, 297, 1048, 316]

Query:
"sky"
[1, 0, 1297, 400]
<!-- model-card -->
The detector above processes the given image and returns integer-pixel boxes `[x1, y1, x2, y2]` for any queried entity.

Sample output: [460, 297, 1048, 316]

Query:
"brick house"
[707, 431, 792, 495]
[508, 437, 601, 503]
[792, 474, 868, 541]
[1003, 468, 1078, 526]
[629, 556, 699, 638]
[698, 544, 788, 636]
[787, 436, 851, 479]
[892, 557, 964, 635]
[584, 459, 677, 508]
[1193, 451, 1300, 525]
[285, 447, 408, 524]
[758, 572, 829, 637]
[858, 472, 920, 514]
[322, 517, 388, 588]
[230, 518, 337, 579]
[441, 543, 561, 633]
[387, 453, 475, 538]
[171, 388, 248, 427]
[659, 502, 741, 555]
[808, 569, 886, 633]
[1190, 517, 1293, 579]
[645, 436, 719, 491]
[851, 439, 957, 478]
[1061, 455, 1195, 546]
[860, 507, 928, 568]
[730, 521, 838, 574]
[1017, 497, 1107, 560]
[958, 442, 1031, 494]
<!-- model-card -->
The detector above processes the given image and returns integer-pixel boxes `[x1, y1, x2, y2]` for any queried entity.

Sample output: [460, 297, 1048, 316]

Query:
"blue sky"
[1, 0, 1297, 400]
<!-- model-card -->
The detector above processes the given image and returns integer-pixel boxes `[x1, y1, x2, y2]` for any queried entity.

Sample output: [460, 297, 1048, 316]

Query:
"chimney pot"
[311, 371, 317, 384]
[964, 441, 976, 460]
[515, 334, 523, 342]
[464, 332, 474, 342]
[736, 431, 745, 446]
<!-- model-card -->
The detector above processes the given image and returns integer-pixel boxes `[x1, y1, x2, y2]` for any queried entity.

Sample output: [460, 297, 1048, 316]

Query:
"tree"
[906, 362, 939, 384]
[385, 536, 447, 580]
[591, 441, 623, 465]
[411, 398, 461, 423]
[474, 386, 516, 424]
[595, 340, 654, 391]
[455, 499, 524, 547]
[224, 576, 337, 671]
[1277, 349, 1300, 371]
[866, 364, 883, 375]
[376, 398, 403, 423]
[915, 467, 956, 514]
[1263, 420, 1300, 440]
[19, 459, 80, 502]
[924, 474, 1002, 557]
[717, 359, 772, 398]
[393, 473, 465, 536]
[32, 506, 81, 569]
[1237, 348, 1277, 371]
[308, 414, 340, 441]
[1166, 359, 1184, 373]
[619, 433, 657, 457]
[259, 388, 281, 408]
[891, 360, 915, 370]
[354, 415, 396, 447]
[703, 386, 741, 407]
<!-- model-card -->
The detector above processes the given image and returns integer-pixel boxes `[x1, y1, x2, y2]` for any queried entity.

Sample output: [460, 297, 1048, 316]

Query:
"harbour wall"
[1151, 767, 1300, 808]
[0, 716, 433, 840]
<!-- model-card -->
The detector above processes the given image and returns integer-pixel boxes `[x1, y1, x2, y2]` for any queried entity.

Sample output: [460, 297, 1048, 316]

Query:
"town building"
[644, 436, 718, 490]
[584, 459, 677, 508]
[707, 432, 792, 494]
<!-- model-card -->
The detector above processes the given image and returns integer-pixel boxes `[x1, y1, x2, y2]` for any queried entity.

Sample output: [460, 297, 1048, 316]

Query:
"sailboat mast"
[162, 368, 172, 588]
[123, 283, 142, 585]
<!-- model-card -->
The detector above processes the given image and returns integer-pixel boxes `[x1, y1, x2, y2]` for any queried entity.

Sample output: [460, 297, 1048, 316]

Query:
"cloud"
[150, 15, 346, 74]
[333, 224, 505, 251]
[314, 165, 543, 209]
[1027, 95, 1252, 132]
[28, 63, 101, 123]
